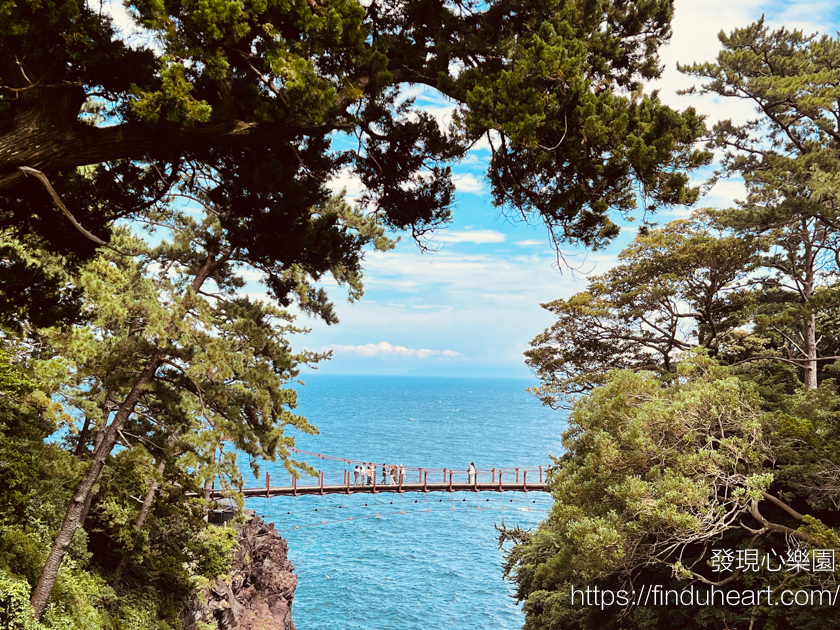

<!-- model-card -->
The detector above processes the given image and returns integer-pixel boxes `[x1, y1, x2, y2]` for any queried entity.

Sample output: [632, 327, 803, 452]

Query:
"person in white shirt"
[467, 462, 476, 484]
[353, 465, 360, 486]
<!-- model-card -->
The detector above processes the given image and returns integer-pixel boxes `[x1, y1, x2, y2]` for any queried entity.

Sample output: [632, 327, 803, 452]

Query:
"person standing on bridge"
[399, 464, 406, 484]
[468, 462, 476, 484]
[353, 465, 360, 486]
[367, 463, 374, 486]
[382, 463, 388, 485]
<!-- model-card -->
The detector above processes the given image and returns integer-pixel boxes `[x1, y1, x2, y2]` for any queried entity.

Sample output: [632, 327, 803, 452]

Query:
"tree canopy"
[505, 355, 840, 630]
[1, 0, 708, 254]
[525, 212, 759, 400]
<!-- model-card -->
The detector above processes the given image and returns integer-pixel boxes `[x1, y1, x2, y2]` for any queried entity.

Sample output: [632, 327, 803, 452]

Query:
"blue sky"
[98, 0, 840, 378]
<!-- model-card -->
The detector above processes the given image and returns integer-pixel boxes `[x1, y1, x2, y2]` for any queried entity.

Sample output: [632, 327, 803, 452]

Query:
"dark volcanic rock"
[183, 516, 297, 630]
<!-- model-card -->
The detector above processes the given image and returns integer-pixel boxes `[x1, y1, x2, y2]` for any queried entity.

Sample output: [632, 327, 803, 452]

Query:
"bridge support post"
[293, 475, 297, 497]
[449, 471, 452, 493]
[499, 471, 502, 493]
[266, 472, 270, 498]
[523, 470, 527, 493]
[539, 466, 543, 483]
[516, 467, 519, 483]
[474, 473, 477, 493]
[373, 473, 377, 494]
[319, 470, 324, 495]
[443, 467, 446, 483]
[424, 471, 427, 493]
[399, 475, 403, 493]
[346, 473, 350, 495]
[418, 468, 422, 483]
[492, 468, 495, 483]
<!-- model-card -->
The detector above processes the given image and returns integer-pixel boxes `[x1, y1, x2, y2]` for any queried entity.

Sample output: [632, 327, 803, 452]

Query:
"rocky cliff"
[183, 516, 297, 630]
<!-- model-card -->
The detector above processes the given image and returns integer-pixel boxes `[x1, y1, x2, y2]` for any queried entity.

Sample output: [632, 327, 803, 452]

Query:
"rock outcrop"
[183, 516, 297, 630]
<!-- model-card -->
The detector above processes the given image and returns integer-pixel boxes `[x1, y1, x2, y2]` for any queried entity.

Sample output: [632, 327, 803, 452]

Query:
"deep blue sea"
[242, 376, 566, 630]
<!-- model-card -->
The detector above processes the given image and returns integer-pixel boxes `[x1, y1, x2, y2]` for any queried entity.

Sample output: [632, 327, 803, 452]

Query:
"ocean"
[243, 375, 566, 630]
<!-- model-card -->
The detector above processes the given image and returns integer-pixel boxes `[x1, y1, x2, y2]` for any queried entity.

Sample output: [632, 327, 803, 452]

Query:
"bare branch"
[17, 166, 137, 256]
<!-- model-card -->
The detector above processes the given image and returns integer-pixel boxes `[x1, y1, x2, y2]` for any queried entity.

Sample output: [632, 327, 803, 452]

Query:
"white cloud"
[327, 168, 486, 203]
[652, 0, 836, 131]
[433, 229, 505, 244]
[400, 85, 458, 133]
[701, 177, 748, 208]
[88, 0, 133, 33]
[88, 0, 160, 50]
[327, 169, 365, 200]
[411, 304, 453, 311]
[453, 172, 487, 195]
[514, 239, 544, 247]
[328, 341, 460, 359]
[361, 247, 615, 306]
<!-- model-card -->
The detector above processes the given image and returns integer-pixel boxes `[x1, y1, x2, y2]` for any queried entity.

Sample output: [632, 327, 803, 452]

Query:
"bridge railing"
[286, 447, 548, 486]
[261, 456, 548, 493]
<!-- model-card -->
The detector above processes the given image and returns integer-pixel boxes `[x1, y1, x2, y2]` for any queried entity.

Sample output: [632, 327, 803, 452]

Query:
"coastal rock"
[184, 516, 297, 630]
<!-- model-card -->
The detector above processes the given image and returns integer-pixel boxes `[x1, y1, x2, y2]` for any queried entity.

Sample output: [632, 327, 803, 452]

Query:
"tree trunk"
[30, 253, 226, 618]
[803, 311, 818, 390]
[113, 462, 164, 583]
[29, 352, 163, 618]
[801, 231, 818, 391]
[0, 110, 334, 193]
[113, 457, 165, 582]
[75, 396, 112, 458]
[114, 431, 180, 583]
[74, 415, 90, 458]
[204, 446, 216, 502]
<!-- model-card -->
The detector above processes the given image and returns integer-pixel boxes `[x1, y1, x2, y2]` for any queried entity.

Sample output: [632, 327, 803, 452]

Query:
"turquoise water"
[243, 376, 565, 630]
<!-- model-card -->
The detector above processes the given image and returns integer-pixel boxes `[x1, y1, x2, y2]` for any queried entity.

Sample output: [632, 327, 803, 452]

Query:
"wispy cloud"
[89, 0, 159, 50]
[453, 172, 487, 195]
[328, 341, 460, 359]
[434, 230, 505, 244]
[327, 169, 365, 200]
[514, 239, 544, 247]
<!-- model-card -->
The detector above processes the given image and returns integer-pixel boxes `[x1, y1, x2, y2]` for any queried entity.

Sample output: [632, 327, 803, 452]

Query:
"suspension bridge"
[208, 448, 550, 499]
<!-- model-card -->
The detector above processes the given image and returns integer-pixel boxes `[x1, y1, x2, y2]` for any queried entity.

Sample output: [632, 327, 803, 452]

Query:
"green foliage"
[526, 212, 758, 401]
[130, 59, 213, 125]
[512, 354, 773, 583]
[0, 180, 369, 617]
[1, 0, 708, 267]
[0, 464, 206, 630]
[516, 17, 840, 630]
[507, 356, 840, 630]
[0, 574, 44, 630]
[680, 19, 840, 391]
[188, 527, 238, 584]
[0, 348, 34, 394]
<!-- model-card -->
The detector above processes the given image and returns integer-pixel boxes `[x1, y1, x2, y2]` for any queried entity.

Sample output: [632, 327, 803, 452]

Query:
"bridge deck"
[215, 481, 548, 499]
